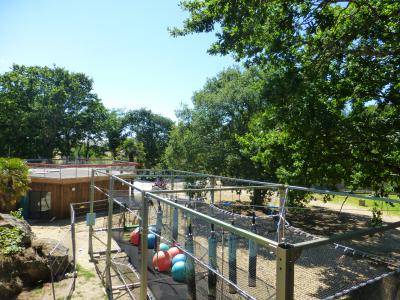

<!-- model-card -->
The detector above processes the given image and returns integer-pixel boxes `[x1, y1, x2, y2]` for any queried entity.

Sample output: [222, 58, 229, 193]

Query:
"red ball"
[130, 228, 140, 246]
[167, 246, 183, 259]
[152, 250, 171, 272]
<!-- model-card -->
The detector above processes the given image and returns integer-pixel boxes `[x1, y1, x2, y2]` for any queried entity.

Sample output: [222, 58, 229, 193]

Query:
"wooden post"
[276, 244, 296, 300]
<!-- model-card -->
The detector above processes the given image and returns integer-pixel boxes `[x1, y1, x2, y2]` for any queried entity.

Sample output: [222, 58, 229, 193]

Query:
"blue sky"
[0, 0, 235, 120]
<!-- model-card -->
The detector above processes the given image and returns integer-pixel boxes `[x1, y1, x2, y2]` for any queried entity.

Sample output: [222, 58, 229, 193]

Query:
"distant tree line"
[0, 65, 173, 167]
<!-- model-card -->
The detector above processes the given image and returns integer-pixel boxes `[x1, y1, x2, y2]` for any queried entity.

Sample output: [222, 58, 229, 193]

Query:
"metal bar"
[149, 185, 279, 194]
[105, 176, 114, 299]
[169, 169, 399, 204]
[139, 191, 149, 300]
[210, 177, 215, 204]
[89, 168, 95, 259]
[115, 168, 399, 204]
[294, 220, 400, 250]
[146, 192, 278, 250]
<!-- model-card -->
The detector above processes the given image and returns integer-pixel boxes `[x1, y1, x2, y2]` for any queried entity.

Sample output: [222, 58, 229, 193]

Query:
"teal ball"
[159, 243, 170, 251]
[172, 253, 186, 265]
[171, 261, 187, 283]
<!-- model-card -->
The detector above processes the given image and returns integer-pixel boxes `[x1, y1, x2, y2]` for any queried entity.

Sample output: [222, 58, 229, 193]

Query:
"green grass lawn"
[311, 193, 400, 217]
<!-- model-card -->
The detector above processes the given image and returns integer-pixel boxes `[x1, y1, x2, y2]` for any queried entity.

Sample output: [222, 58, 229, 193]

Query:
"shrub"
[0, 158, 30, 213]
[0, 226, 24, 255]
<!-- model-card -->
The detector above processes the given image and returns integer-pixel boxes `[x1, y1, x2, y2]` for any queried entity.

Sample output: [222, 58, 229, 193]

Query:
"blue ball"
[147, 233, 156, 249]
[171, 261, 186, 282]
[159, 243, 170, 251]
[172, 253, 186, 265]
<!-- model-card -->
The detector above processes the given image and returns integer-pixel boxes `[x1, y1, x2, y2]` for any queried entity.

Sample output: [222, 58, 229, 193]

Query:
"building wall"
[28, 177, 129, 219]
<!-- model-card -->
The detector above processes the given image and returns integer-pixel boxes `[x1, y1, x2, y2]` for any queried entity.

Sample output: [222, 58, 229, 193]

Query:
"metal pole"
[248, 213, 257, 287]
[210, 177, 215, 204]
[277, 187, 287, 243]
[139, 191, 149, 300]
[172, 201, 178, 241]
[105, 176, 114, 299]
[276, 244, 296, 300]
[186, 223, 196, 300]
[88, 169, 95, 259]
[208, 224, 217, 299]
[228, 221, 237, 294]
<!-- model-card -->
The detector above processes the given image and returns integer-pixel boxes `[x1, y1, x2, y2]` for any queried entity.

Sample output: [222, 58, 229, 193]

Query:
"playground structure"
[71, 168, 400, 300]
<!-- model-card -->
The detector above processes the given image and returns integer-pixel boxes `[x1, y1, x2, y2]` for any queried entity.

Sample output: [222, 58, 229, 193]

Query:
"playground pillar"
[276, 244, 296, 300]
[228, 222, 237, 294]
[186, 224, 197, 300]
[105, 176, 114, 299]
[140, 191, 149, 300]
[208, 224, 217, 299]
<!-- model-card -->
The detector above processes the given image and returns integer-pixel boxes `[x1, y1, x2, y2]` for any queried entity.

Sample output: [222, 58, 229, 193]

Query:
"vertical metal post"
[88, 169, 95, 259]
[228, 221, 237, 294]
[210, 177, 215, 204]
[276, 244, 296, 300]
[186, 223, 196, 300]
[155, 201, 163, 251]
[248, 213, 257, 287]
[105, 176, 114, 299]
[170, 170, 175, 190]
[277, 187, 287, 243]
[172, 202, 178, 241]
[208, 224, 217, 299]
[139, 191, 149, 300]
[70, 204, 77, 293]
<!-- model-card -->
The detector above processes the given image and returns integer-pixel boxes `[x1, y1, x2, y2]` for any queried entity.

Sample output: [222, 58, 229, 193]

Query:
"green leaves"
[171, 0, 400, 199]
[0, 226, 24, 255]
[0, 158, 30, 213]
[0, 65, 107, 158]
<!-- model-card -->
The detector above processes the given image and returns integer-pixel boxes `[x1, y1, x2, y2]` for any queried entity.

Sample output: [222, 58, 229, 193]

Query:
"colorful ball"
[159, 243, 170, 251]
[152, 251, 171, 272]
[172, 253, 186, 265]
[171, 261, 187, 282]
[167, 246, 183, 259]
[147, 233, 156, 249]
[130, 228, 140, 246]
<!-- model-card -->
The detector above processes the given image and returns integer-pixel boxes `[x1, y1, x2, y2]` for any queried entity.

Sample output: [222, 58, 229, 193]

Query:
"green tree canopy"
[172, 0, 400, 196]
[125, 109, 174, 167]
[118, 138, 146, 163]
[0, 65, 107, 158]
[163, 67, 265, 178]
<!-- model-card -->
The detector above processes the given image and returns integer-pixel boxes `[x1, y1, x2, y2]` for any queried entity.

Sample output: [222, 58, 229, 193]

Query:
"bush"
[0, 158, 30, 213]
[0, 226, 24, 255]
